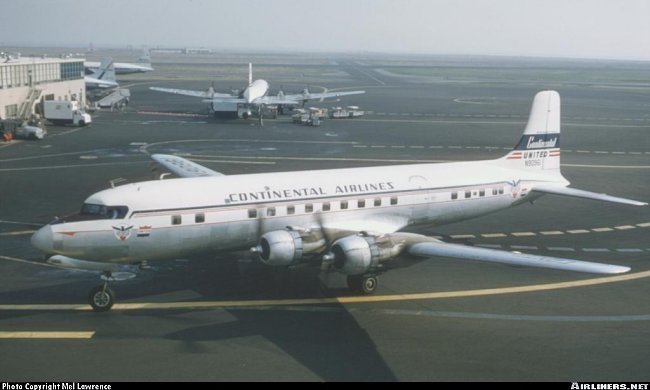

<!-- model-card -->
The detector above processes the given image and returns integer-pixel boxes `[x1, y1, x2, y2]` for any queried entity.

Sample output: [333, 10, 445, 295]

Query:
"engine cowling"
[255, 229, 303, 266]
[329, 234, 404, 275]
[330, 235, 374, 276]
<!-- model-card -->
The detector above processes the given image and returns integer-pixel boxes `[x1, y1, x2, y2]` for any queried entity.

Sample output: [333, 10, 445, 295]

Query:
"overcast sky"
[1, 0, 649, 61]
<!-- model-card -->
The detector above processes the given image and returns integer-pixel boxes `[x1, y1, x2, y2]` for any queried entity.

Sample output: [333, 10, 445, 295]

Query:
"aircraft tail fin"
[498, 90, 561, 174]
[498, 90, 647, 206]
[91, 57, 116, 82]
[138, 47, 151, 65]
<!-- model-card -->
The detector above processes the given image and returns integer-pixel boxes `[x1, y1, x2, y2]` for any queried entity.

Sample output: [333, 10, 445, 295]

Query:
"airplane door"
[408, 175, 430, 224]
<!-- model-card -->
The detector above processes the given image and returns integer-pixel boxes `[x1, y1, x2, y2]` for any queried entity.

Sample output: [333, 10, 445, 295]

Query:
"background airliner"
[150, 63, 364, 123]
[31, 91, 646, 311]
[85, 48, 153, 74]
[84, 58, 119, 90]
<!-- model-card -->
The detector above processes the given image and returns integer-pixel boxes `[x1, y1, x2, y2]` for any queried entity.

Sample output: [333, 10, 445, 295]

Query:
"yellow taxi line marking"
[0, 331, 95, 339]
[2, 270, 649, 311]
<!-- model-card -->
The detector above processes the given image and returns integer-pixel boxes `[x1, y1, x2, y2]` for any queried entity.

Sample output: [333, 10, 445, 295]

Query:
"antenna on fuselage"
[109, 178, 127, 188]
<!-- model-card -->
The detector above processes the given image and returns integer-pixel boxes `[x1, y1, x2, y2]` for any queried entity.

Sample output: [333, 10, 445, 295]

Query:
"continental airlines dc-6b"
[30, 91, 647, 311]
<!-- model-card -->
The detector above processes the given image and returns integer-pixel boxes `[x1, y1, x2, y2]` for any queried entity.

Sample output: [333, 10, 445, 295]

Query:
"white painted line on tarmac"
[567, 229, 590, 234]
[614, 225, 636, 230]
[511, 232, 536, 237]
[450, 234, 476, 239]
[592, 227, 615, 232]
[540, 231, 564, 236]
[0, 230, 35, 236]
[0, 331, 95, 339]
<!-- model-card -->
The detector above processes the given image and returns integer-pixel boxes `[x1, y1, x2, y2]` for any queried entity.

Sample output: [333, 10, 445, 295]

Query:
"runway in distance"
[150, 63, 364, 123]
[30, 91, 647, 311]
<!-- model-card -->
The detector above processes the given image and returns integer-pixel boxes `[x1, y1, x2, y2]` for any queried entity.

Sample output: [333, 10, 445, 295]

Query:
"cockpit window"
[80, 204, 129, 219]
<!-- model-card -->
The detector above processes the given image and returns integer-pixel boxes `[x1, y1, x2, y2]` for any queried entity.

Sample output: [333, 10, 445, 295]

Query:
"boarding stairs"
[17, 88, 42, 120]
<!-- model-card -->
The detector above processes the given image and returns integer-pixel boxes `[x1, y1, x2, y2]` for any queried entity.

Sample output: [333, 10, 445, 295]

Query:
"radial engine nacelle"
[326, 234, 404, 275]
[251, 228, 325, 267]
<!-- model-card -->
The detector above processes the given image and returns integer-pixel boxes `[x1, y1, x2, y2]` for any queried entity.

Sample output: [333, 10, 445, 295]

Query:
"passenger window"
[341, 200, 348, 210]
[374, 198, 381, 207]
[390, 196, 398, 205]
[287, 205, 295, 215]
[171, 215, 181, 225]
[267, 207, 276, 217]
[499, 187, 504, 195]
[195, 213, 205, 223]
[492, 188, 498, 196]
[465, 191, 471, 198]
[305, 203, 313, 213]
[248, 209, 257, 218]
[358, 200, 365, 208]
[451, 192, 458, 200]
[322, 202, 330, 212]
[479, 189, 485, 197]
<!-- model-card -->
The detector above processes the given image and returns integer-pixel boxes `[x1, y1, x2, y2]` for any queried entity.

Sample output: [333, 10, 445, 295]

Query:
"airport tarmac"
[1, 53, 649, 381]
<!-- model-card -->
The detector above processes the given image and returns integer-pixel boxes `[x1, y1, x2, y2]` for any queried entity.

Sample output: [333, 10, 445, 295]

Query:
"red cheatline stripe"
[506, 156, 521, 160]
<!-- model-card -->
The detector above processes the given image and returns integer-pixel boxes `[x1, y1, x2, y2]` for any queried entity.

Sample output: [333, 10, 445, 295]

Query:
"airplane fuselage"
[32, 158, 562, 264]
[243, 79, 270, 104]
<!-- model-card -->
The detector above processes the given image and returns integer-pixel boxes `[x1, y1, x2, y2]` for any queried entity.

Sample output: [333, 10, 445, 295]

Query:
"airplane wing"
[149, 87, 233, 99]
[151, 154, 225, 178]
[284, 90, 365, 102]
[532, 185, 647, 206]
[407, 239, 630, 274]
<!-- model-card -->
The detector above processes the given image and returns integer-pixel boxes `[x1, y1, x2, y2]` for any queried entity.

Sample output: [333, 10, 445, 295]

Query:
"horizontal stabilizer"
[533, 185, 647, 206]
[151, 154, 224, 178]
[408, 241, 630, 274]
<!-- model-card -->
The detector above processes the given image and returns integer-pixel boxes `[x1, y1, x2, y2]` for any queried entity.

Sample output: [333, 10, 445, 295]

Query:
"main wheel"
[88, 285, 115, 312]
[347, 275, 378, 295]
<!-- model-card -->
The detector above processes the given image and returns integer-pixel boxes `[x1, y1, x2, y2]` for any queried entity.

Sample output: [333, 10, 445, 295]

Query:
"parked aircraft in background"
[84, 58, 119, 90]
[85, 48, 153, 74]
[150, 63, 364, 124]
[31, 91, 646, 311]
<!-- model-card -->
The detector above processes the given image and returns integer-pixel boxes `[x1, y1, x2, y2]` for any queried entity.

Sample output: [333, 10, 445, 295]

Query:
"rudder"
[500, 90, 561, 172]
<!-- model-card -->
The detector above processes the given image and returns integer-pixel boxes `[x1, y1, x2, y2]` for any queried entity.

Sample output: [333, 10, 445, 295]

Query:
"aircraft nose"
[31, 225, 53, 253]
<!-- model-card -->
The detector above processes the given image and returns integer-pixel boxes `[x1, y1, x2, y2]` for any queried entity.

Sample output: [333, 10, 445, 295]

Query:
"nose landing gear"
[88, 271, 116, 312]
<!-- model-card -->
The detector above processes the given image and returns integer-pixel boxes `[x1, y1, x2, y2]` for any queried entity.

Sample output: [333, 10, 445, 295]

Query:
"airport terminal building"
[0, 56, 86, 120]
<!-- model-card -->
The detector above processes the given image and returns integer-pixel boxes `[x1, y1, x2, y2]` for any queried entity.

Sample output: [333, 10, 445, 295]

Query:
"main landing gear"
[88, 271, 116, 312]
[346, 274, 378, 295]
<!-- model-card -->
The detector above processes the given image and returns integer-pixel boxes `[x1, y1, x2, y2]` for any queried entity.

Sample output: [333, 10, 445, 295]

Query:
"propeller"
[314, 209, 338, 286]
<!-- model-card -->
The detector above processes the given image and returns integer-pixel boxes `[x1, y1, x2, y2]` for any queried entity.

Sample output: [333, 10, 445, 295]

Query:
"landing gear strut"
[347, 274, 378, 295]
[88, 271, 115, 312]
